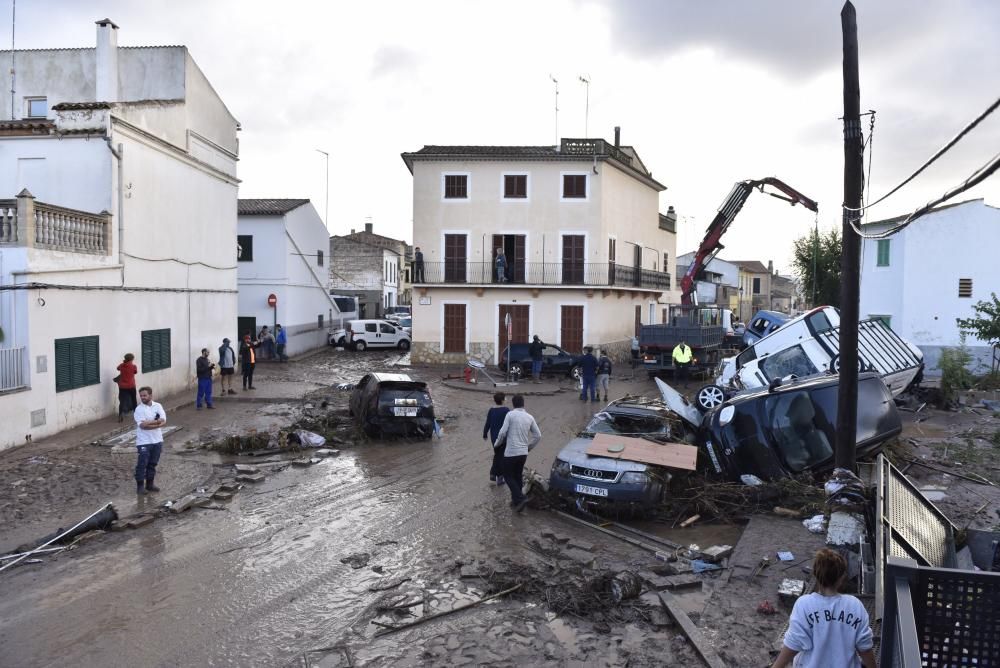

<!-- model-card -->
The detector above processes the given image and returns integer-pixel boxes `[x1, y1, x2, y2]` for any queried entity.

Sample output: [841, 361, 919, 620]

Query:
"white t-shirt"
[134, 401, 167, 446]
[783, 592, 873, 667]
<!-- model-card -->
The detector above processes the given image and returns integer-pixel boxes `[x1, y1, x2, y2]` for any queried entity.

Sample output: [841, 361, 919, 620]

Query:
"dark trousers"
[276, 343, 287, 361]
[580, 376, 597, 400]
[196, 377, 213, 407]
[242, 363, 255, 388]
[135, 442, 163, 483]
[503, 455, 527, 504]
[675, 361, 691, 384]
[118, 387, 137, 415]
[490, 445, 505, 478]
[414, 264, 424, 283]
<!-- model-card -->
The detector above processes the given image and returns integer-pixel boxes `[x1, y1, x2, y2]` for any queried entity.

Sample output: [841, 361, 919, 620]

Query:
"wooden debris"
[373, 584, 523, 637]
[658, 591, 726, 668]
[679, 514, 701, 528]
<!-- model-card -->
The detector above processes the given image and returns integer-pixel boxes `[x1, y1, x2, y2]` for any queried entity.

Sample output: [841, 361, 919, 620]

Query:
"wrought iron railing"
[0, 347, 28, 392]
[412, 262, 670, 290]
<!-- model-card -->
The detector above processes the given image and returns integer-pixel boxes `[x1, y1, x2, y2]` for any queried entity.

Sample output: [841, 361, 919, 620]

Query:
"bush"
[939, 336, 974, 405]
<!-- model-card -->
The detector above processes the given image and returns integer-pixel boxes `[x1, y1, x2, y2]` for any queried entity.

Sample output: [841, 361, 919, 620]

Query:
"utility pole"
[836, 1, 863, 471]
[316, 149, 329, 228]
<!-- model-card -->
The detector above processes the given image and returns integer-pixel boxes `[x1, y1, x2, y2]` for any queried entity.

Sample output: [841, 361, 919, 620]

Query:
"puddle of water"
[545, 612, 581, 653]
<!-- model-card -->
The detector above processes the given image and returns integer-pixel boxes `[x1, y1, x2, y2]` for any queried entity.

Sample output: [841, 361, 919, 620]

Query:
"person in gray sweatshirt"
[493, 394, 541, 512]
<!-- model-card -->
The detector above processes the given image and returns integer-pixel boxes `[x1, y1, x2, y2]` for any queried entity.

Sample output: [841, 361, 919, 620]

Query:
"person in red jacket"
[115, 353, 138, 422]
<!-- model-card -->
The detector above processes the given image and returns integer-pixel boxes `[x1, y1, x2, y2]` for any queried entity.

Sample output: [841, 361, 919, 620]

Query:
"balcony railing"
[0, 190, 112, 255]
[413, 262, 670, 291]
[0, 347, 28, 393]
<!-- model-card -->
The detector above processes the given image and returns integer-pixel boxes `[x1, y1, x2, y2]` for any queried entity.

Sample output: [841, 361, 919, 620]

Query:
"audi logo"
[583, 469, 603, 478]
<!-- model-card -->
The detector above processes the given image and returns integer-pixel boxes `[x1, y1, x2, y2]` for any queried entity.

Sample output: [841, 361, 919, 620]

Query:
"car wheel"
[570, 365, 582, 381]
[354, 340, 368, 352]
[398, 339, 410, 351]
[695, 384, 726, 412]
[508, 363, 524, 379]
[830, 354, 864, 374]
[337, 337, 347, 348]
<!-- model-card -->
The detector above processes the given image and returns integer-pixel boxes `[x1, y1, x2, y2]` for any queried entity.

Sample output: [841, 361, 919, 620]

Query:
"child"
[771, 548, 876, 668]
[482, 392, 510, 486]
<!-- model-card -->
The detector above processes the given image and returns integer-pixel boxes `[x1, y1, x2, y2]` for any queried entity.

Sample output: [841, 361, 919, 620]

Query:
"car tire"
[570, 365, 582, 381]
[695, 384, 727, 412]
[830, 354, 864, 374]
[337, 337, 347, 348]
[508, 363, 524, 379]
[354, 340, 368, 352]
[398, 339, 411, 351]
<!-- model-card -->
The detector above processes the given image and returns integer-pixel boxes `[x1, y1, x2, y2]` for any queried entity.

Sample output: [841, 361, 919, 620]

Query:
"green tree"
[792, 227, 842, 308]
[956, 292, 1000, 347]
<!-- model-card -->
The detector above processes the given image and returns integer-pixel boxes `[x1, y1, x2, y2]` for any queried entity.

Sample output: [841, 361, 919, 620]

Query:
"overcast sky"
[10, 0, 1000, 273]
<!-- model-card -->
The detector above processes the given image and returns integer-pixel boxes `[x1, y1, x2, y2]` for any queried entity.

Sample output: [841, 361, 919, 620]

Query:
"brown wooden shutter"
[560, 306, 584, 354]
[443, 304, 467, 353]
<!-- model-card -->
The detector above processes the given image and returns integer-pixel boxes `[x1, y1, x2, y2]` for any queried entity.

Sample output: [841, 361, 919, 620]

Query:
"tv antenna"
[578, 75, 590, 137]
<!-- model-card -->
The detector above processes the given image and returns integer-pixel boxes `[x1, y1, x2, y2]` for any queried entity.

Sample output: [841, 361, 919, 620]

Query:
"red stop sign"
[267, 293, 277, 307]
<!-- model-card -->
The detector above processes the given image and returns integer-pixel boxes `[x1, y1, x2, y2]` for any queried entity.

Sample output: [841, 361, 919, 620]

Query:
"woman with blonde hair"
[771, 548, 875, 668]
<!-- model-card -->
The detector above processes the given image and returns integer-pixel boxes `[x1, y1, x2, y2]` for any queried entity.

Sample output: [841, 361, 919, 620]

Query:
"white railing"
[0, 347, 27, 392]
[0, 191, 111, 255]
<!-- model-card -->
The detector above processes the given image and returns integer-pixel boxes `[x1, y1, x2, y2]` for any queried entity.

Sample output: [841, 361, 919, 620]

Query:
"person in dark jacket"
[578, 347, 599, 402]
[596, 350, 613, 402]
[482, 392, 510, 486]
[218, 338, 236, 395]
[195, 348, 215, 410]
[528, 335, 545, 383]
[239, 334, 258, 391]
[413, 247, 425, 283]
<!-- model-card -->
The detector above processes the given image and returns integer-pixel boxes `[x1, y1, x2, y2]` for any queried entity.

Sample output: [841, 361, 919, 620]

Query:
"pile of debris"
[662, 475, 826, 524]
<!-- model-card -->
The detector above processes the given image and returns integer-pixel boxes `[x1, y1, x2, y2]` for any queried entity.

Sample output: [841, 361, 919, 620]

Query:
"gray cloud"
[371, 46, 420, 79]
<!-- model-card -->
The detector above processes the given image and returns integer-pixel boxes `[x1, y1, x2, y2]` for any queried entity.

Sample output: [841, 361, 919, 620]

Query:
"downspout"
[105, 137, 124, 285]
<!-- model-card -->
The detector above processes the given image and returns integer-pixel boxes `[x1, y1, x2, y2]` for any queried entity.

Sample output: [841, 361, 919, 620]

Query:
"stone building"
[328, 233, 401, 319]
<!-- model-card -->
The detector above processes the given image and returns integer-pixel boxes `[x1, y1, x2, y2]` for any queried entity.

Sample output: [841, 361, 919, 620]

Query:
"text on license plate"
[574, 484, 608, 497]
[393, 407, 418, 416]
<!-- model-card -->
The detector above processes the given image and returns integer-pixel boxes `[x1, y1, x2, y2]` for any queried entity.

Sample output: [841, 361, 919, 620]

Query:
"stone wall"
[412, 341, 494, 366]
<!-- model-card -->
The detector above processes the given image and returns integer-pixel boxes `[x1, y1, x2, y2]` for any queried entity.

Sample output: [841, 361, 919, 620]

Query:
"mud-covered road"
[0, 350, 709, 666]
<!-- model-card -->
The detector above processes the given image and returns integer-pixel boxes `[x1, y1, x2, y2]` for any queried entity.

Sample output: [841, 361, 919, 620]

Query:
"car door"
[379, 322, 398, 346]
[543, 345, 570, 373]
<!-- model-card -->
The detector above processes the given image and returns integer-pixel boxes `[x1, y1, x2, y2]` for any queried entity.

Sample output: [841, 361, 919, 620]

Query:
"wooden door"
[560, 306, 584, 354]
[562, 235, 585, 284]
[492, 234, 526, 283]
[498, 304, 530, 360]
[634, 305, 642, 337]
[443, 304, 467, 353]
[444, 234, 467, 283]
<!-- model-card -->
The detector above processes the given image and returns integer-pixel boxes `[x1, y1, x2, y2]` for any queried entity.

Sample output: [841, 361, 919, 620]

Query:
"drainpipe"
[105, 138, 124, 284]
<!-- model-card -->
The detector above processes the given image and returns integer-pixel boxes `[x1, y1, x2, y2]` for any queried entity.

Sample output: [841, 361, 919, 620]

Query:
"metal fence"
[0, 346, 27, 392]
[414, 261, 670, 290]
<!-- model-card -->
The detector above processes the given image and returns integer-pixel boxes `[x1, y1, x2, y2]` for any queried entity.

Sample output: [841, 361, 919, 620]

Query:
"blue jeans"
[531, 360, 543, 379]
[135, 442, 163, 483]
[197, 377, 213, 407]
[580, 376, 597, 400]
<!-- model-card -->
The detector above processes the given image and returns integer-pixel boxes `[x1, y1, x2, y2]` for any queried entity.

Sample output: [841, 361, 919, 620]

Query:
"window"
[141, 329, 171, 373]
[663, 252, 669, 272]
[318, 314, 324, 328]
[317, 250, 324, 267]
[54, 335, 100, 392]
[443, 304, 467, 353]
[752, 277, 761, 294]
[26, 97, 47, 118]
[443, 174, 468, 199]
[608, 238, 616, 263]
[958, 278, 973, 298]
[562, 174, 587, 199]
[760, 345, 819, 382]
[380, 323, 395, 334]
[766, 391, 833, 473]
[503, 174, 527, 199]
[237, 235, 253, 261]
[876, 239, 890, 267]
[365, 323, 377, 333]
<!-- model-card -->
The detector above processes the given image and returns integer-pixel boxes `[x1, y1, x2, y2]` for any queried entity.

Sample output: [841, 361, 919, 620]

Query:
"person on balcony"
[495, 247, 508, 283]
[413, 247, 425, 283]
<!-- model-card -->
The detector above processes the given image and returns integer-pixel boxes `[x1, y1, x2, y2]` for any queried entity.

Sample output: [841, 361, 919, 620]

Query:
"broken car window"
[583, 412, 673, 438]
[759, 345, 818, 381]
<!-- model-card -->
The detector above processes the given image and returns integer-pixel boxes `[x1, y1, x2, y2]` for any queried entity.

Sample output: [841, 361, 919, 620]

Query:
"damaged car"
[349, 373, 435, 439]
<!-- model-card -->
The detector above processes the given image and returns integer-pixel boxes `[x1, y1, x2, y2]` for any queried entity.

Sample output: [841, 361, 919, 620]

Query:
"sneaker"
[514, 498, 529, 513]
[196, 406, 202, 411]
[490, 474, 496, 482]
[248, 386, 256, 390]
[228, 389, 237, 395]
[207, 405, 215, 410]
[146, 482, 160, 492]
[496, 476, 505, 486]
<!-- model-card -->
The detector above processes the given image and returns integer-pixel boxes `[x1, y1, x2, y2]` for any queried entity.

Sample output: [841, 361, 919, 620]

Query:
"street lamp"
[315, 149, 329, 228]
[578, 75, 590, 137]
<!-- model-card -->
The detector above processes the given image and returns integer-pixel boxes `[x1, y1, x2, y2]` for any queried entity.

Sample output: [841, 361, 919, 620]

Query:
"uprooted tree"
[791, 227, 842, 309]
[956, 292, 1000, 348]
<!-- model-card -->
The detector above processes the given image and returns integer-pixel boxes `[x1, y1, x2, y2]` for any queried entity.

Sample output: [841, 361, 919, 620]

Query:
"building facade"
[0, 19, 240, 450]
[731, 260, 773, 321]
[859, 199, 1000, 373]
[675, 252, 739, 307]
[328, 234, 400, 319]
[237, 199, 341, 355]
[401, 137, 678, 365]
[340, 223, 412, 307]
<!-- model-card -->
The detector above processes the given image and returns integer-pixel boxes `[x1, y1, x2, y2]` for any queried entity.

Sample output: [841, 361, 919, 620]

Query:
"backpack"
[598, 357, 612, 374]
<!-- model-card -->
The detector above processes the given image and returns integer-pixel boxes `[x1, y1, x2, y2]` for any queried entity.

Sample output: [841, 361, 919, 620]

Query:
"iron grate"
[887, 471, 950, 567]
[916, 570, 1000, 666]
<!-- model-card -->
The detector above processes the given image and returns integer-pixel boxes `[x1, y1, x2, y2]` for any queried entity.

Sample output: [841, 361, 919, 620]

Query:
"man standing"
[495, 247, 507, 283]
[240, 334, 258, 391]
[494, 394, 541, 512]
[218, 338, 236, 395]
[134, 386, 166, 495]
[413, 246, 425, 283]
[482, 392, 510, 486]
[578, 346, 599, 402]
[528, 335, 545, 383]
[672, 340, 693, 385]
[196, 348, 215, 410]
[630, 335, 640, 369]
[596, 349, 613, 403]
[275, 324, 288, 362]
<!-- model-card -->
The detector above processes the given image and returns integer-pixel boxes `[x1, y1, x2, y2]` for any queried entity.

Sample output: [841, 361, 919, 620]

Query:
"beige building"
[401, 137, 679, 365]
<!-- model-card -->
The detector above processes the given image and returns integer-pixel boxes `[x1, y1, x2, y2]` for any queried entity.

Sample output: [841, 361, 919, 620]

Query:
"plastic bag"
[294, 430, 326, 448]
[802, 514, 827, 534]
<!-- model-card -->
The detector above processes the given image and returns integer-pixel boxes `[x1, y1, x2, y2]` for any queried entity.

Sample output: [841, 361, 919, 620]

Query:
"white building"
[401, 136, 679, 365]
[0, 19, 239, 450]
[237, 199, 341, 355]
[675, 252, 739, 306]
[859, 198, 1000, 373]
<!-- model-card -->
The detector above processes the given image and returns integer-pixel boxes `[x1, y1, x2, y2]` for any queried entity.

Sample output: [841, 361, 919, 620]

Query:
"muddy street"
[0, 350, 707, 667]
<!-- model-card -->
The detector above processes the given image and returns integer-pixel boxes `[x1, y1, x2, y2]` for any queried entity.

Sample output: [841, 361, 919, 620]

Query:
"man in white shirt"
[493, 394, 541, 512]
[134, 386, 167, 495]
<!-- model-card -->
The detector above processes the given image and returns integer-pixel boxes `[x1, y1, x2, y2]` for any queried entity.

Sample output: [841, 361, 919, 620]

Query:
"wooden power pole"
[837, 1, 863, 471]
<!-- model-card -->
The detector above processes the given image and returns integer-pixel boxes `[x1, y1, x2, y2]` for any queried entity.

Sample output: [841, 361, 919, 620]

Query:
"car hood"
[555, 436, 649, 473]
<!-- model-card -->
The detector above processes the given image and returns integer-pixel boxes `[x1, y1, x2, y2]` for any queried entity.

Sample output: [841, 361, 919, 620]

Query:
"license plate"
[574, 484, 608, 497]
[393, 407, 418, 417]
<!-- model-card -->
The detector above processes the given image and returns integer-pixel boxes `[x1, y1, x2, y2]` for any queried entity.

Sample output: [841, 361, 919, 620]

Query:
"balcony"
[0, 190, 112, 255]
[414, 261, 671, 291]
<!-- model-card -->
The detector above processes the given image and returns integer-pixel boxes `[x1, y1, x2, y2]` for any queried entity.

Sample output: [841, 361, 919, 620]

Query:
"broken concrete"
[235, 473, 265, 483]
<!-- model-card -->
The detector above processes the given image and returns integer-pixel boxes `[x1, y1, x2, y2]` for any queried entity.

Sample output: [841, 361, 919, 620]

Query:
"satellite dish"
[467, 359, 486, 369]
[607, 444, 625, 453]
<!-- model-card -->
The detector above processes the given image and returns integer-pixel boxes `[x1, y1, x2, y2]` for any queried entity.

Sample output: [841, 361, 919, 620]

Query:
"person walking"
[578, 346, 599, 402]
[218, 338, 237, 395]
[630, 335, 640, 369]
[771, 548, 876, 668]
[482, 392, 510, 486]
[115, 353, 138, 423]
[528, 335, 545, 383]
[134, 386, 166, 495]
[195, 348, 215, 410]
[672, 340, 693, 385]
[493, 394, 541, 512]
[239, 334, 258, 391]
[275, 324, 288, 362]
[495, 247, 507, 283]
[413, 246, 425, 283]
[596, 349, 613, 402]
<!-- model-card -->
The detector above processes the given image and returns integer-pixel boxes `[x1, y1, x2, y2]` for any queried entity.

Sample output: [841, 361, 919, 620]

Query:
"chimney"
[767, 260, 774, 275]
[365, 222, 373, 234]
[350, 228, 355, 234]
[95, 18, 120, 102]
[614, 126, 620, 147]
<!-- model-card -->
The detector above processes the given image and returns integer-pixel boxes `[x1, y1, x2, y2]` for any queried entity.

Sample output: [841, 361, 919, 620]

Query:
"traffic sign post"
[505, 313, 513, 384]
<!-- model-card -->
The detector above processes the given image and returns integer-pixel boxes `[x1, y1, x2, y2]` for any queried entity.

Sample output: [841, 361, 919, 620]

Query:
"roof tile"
[238, 199, 310, 216]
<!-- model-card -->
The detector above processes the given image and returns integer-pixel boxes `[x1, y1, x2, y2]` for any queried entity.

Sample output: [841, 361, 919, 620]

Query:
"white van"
[347, 319, 411, 351]
[696, 306, 924, 411]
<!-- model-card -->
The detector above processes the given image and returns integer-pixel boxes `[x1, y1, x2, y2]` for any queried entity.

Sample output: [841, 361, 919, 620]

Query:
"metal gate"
[817, 318, 922, 377]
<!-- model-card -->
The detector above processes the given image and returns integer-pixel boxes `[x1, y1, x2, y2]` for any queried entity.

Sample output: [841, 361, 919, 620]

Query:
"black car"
[498, 342, 581, 380]
[699, 372, 901, 482]
[349, 373, 435, 438]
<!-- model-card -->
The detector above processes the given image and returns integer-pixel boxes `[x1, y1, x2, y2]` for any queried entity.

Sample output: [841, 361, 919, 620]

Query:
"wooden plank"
[585, 433, 698, 471]
[658, 592, 727, 668]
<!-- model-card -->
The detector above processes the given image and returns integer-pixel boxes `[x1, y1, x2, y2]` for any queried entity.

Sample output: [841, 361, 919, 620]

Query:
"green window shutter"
[142, 329, 171, 373]
[54, 335, 100, 392]
[876, 239, 890, 267]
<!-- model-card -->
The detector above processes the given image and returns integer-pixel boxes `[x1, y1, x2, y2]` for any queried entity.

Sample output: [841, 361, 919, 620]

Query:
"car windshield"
[583, 411, 673, 438]
[399, 318, 412, 327]
[765, 391, 834, 472]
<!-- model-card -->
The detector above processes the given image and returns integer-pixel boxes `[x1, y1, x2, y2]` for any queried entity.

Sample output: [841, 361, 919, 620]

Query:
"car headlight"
[551, 459, 571, 477]
[620, 471, 648, 484]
